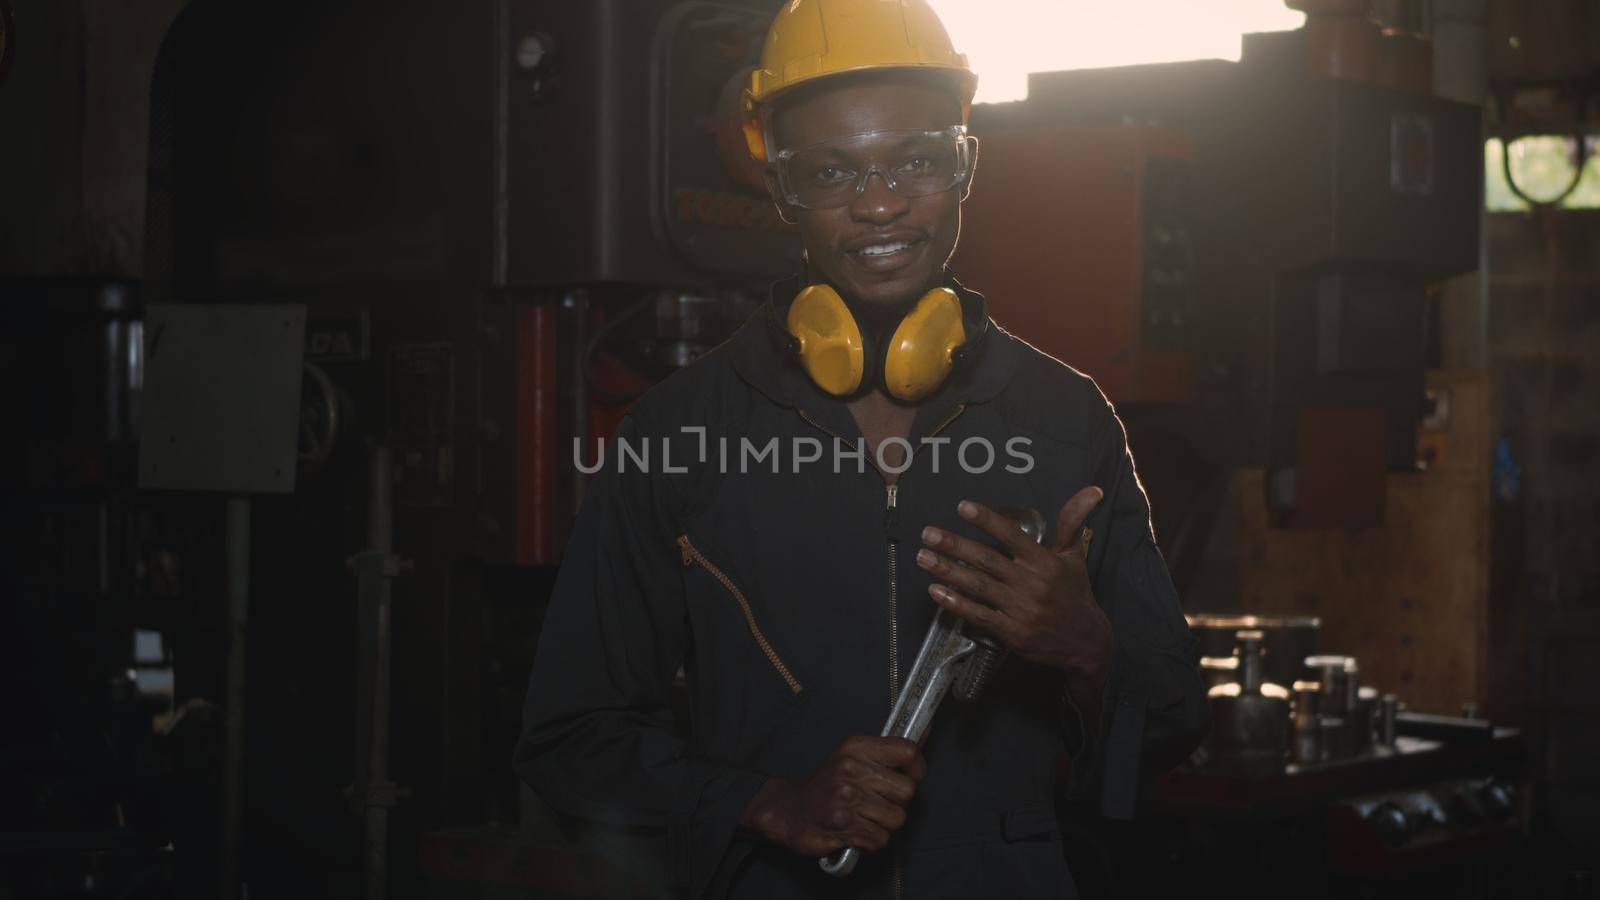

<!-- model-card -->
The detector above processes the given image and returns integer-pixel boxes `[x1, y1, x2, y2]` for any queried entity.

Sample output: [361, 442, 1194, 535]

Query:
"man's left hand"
[915, 489, 1114, 686]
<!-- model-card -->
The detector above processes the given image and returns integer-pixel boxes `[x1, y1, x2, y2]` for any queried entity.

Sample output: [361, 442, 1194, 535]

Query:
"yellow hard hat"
[741, 0, 978, 162]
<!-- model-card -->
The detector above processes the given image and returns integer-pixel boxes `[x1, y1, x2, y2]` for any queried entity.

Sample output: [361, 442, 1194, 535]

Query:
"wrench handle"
[819, 846, 860, 876]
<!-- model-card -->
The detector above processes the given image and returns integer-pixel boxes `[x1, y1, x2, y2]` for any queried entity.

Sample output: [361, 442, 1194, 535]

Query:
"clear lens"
[776, 127, 971, 210]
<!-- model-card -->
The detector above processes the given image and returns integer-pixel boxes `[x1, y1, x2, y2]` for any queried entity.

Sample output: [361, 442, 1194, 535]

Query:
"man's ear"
[958, 135, 980, 202]
[764, 165, 800, 225]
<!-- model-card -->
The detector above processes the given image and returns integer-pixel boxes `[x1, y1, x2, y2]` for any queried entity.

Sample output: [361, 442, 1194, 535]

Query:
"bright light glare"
[926, 0, 1306, 103]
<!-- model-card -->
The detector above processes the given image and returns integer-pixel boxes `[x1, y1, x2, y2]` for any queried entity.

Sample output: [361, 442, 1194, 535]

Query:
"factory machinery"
[7, 0, 792, 897]
[1143, 616, 1525, 900]
[2, 0, 1533, 898]
[949, 10, 1528, 897]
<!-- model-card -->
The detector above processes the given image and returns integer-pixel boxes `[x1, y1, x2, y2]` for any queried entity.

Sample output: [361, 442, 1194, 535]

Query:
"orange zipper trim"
[677, 534, 804, 696]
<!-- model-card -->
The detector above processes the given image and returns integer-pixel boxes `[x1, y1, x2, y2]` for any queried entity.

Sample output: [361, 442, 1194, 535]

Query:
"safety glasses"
[773, 125, 975, 211]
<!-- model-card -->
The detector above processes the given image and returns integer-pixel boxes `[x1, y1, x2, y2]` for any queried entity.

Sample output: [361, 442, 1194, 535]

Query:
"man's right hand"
[738, 736, 926, 856]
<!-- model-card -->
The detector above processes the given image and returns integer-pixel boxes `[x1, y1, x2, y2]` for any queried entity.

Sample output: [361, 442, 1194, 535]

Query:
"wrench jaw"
[952, 506, 1043, 704]
[953, 636, 1006, 703]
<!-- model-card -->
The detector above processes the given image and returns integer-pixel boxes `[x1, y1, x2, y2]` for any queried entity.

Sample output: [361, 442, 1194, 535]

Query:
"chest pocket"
[677, 534, 804, 697]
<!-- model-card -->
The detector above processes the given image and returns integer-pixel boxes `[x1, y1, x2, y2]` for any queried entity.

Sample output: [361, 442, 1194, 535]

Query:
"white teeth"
[859, 241, 911, 257]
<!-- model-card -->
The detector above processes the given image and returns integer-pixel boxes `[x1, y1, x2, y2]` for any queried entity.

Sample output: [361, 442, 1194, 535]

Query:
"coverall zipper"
[886, 484, 900, 705]
[796, 403, 967, 900]
[885, 482, 903, 900]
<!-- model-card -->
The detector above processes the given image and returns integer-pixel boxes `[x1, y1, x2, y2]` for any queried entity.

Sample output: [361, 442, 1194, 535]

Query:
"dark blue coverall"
[516, 274, 1209, 898]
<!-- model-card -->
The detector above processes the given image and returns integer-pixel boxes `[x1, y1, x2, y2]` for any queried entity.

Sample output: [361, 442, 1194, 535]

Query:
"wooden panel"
[1237, 370, 1490, 716]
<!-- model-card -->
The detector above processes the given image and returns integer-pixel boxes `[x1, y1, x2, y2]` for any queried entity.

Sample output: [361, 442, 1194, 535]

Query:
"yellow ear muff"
[786, 285, 966, 400]
[787, 284, 865, 397]
[883, 288, 965, 402]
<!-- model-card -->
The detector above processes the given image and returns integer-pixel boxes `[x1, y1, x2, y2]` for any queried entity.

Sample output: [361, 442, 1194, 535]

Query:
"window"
[1485, 135, 1600, 212]
[927, 0, 1304, 104]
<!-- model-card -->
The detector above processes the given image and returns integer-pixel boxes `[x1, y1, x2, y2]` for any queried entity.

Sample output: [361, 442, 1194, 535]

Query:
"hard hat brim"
[742, 64, 978, 162]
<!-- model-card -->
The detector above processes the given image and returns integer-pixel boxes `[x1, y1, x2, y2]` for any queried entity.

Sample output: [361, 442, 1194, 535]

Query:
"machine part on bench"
[1292, 680, 1323, 765]
[1188, 614, 1321, 689]
[1208, 630, 1291, 774]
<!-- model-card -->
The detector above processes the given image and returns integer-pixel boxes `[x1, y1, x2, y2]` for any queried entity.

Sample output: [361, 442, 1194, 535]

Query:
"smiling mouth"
[849, 237, 926, 268]
[859, 240, 915, 257]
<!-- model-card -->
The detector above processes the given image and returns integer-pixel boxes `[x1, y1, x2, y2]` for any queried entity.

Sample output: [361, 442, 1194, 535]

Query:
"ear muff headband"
[786, 285, 966, 401]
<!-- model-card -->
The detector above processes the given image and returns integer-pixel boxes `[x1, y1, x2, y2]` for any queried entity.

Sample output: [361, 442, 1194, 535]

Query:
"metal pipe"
[516, 304, 558, 564]
[1381, 693, 1400, 747]
[220, 495, 251, 900]
[571, 291, 591, 512]
[369, 446, 393, 553]
[1236, 630, 1265, 694]
[1430, 0, 1489, 367]
[490, 0, 509, 289]
[363, 448, 394, 900]
[1293, 681, 1322, 764]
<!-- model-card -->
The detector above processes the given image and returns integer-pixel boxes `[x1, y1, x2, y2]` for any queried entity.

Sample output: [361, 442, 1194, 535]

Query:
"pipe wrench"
[819, 505, 1046, 877]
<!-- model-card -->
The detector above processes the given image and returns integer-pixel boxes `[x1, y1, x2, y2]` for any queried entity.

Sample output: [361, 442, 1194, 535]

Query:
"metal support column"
[348, 447, 405, 900]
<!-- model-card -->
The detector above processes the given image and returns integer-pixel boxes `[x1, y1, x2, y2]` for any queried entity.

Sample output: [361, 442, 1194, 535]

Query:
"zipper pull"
[677, 535, 693, 567]
[884, 484, 899, 527]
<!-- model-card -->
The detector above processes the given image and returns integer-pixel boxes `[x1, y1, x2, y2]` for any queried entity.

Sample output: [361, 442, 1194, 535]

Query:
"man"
[515, 1, 1208, 897]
